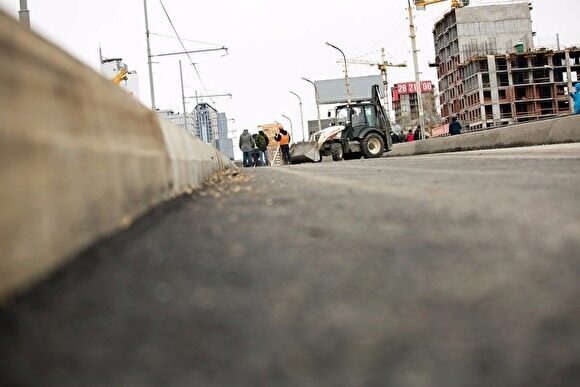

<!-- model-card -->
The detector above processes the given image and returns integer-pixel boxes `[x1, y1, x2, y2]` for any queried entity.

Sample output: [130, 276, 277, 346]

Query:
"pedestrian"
[570, 82, 580, 114]
[251, 134, 261, 167]
[256, 130, 270, 166]
[449, 115, 462, 136]
[414, 125, 421, 141]
[406, 129, 414, 142]
[239, 129, 255, 167]
[275, 127, 291, 165]
[259, 129, 270, 147]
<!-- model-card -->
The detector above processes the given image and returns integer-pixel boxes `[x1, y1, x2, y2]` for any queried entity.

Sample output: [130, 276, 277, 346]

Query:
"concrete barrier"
[0, 12, 233, 302]
[386, 115, 580, 157]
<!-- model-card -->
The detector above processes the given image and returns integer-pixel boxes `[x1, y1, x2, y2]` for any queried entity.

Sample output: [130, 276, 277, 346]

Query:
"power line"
[158, 0, 214, 105]
[149, 32, 223, 47]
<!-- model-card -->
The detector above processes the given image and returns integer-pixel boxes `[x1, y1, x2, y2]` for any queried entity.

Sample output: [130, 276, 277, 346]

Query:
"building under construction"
[391, 81, 440, 131]
[433, 1, 579, 131]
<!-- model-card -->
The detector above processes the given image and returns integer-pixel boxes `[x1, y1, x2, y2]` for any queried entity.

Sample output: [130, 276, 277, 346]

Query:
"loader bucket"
[289, 141, 321, 164]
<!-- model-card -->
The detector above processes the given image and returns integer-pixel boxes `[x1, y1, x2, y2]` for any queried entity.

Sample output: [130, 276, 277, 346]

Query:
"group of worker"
[238, 127, 291, 167]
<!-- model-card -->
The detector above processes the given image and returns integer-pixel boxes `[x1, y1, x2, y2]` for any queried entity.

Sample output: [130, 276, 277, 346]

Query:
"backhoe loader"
[290, 84, 393, 163]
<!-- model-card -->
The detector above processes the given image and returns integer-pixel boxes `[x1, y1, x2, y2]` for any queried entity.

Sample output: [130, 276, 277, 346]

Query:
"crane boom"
[414, 0, 467, 10]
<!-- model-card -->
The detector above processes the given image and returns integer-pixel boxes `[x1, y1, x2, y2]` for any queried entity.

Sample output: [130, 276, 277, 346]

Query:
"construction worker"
[275, 127, 291, 165]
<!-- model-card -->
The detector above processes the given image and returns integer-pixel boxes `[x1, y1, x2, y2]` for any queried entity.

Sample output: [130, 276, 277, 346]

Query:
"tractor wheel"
[361, 133, 385, 158]
[331, 143, 343, 161]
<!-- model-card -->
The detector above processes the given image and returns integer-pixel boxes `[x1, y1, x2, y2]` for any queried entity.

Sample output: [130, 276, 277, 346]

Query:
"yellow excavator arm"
[111, 68, 128, 86]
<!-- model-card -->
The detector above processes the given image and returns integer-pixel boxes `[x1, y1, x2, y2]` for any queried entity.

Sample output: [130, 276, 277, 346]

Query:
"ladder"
[271, 146, 284, 166]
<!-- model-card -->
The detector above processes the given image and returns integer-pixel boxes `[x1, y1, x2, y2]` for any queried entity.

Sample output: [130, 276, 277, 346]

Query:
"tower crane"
[338, 48, 406, 120]
[413, 0, 469, 10]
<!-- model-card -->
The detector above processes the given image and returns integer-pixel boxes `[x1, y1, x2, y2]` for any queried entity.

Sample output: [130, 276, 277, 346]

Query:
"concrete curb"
[386, 115, 580, 157]
[0, 12, 233, 302]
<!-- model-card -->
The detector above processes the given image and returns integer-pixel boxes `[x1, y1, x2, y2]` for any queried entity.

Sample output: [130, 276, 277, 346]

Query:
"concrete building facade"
[216, 112, 234, 160]
[433, 2, 534, 124]
[459, 49, 580, 130]
[194, 103, 219, 143]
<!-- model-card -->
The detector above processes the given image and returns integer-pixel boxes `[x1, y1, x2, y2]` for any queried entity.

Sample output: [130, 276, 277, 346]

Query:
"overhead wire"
[157, 0, 216, 106]
[149, 32, 223, 47]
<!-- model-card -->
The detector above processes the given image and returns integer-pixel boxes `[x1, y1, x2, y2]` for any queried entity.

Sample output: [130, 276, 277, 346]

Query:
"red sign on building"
[392, 81, 433, 102]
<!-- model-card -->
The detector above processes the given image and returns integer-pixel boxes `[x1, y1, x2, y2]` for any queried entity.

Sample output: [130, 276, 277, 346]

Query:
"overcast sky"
[1, 0, 578, 142]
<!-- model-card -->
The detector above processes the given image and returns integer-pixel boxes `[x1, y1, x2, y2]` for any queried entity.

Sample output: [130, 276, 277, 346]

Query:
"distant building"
[100, 58, 140, 98]
[155, 109, 196, 133]
[392, 81, 440, 131]
[157, 103, 234, 157]
[216, 112, 234, 159]
[194, 103, 219, 143]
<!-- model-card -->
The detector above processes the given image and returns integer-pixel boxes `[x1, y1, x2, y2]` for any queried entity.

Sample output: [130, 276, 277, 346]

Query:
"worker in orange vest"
[274, 127, 291, 165]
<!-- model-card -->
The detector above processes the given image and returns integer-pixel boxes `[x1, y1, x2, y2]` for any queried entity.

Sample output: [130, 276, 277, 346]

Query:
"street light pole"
[325, 41, 351, 105]
[301, 77, 322, 133]
[179, 60, 188, 131]
[18, 0, 30, 29]
[289, 91, 306, 142]
[407, 0, 426, 139]
[143, 0, 156, 110]
[281, 114, 294, 143]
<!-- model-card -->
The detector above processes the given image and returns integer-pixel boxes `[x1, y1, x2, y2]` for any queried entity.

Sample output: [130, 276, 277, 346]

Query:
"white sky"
[1, 0, 578, 143]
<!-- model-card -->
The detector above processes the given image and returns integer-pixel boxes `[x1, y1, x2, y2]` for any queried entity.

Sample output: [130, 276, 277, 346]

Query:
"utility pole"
[289, 91, 306, 142]
[301, 77, 322, 133]
[407, 0, 426, 139]
[18, 0, 30, 29]
[380, 48, 392, 120]
[143, 0, 156, 110]
[565, 49, 574, 113]
[179, 60, 188, 131]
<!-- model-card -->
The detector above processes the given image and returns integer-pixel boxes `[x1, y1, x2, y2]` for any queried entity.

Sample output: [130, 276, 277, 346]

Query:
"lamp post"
[325, 41, 351, 105]
[281, 114, 294, 143]
[302, 77, 322, 133]
[18, 0, 30, 28]
[289, 91, 306, 141]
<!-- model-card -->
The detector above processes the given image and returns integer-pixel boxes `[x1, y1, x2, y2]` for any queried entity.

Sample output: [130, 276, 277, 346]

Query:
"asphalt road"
[1, 144, 580, 386]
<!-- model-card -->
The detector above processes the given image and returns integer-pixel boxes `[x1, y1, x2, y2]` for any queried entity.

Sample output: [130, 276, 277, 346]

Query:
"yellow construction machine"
[111, 68, 128, 86]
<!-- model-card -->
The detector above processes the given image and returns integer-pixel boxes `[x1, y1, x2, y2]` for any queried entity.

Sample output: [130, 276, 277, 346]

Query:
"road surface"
[1, 144, 580, 386]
